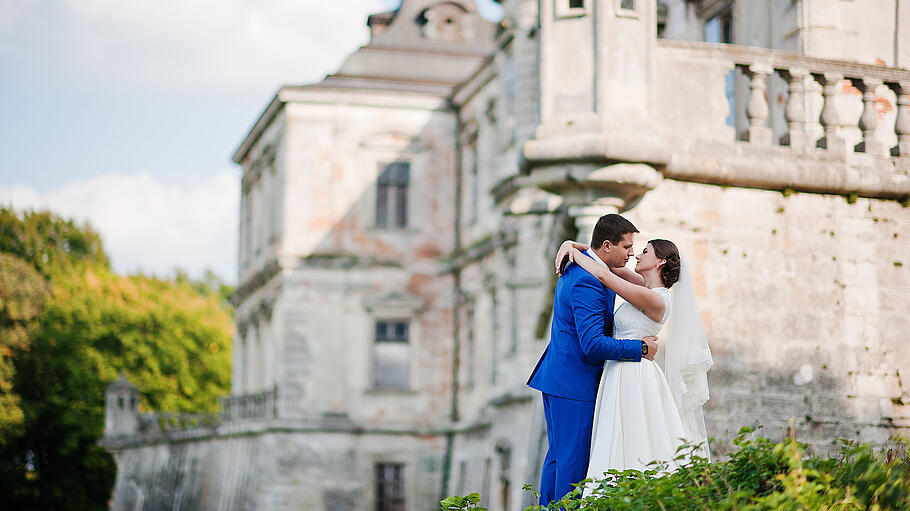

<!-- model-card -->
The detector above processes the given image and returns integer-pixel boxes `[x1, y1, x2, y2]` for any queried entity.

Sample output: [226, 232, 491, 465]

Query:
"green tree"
[0, 253, 48, 441]
[0, 207, 233, 510]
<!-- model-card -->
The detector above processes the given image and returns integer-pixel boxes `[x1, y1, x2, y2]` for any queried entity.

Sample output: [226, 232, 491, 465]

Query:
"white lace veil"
[656, 254, 713, 460]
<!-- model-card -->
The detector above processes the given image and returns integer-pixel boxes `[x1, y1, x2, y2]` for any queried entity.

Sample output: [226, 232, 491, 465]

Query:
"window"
[375, 463, 405, 511]
[376, 162, 410, 228]
[504, 49, 517, 145]
[465, 301, 476, 386]
[373, 321, 410, 389]
[490, 287, 499, 385]
[558, 0, 587, 17]
[496, 443, 512, 511]
[620, 0, 634, 9]
[241, 191, 252, 266]
[468, 139, 479, 224]
[704, 8, 735, 127]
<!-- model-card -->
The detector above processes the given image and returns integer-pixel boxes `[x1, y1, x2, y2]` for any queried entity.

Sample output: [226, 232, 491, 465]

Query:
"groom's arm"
[571, 275, 642, 363]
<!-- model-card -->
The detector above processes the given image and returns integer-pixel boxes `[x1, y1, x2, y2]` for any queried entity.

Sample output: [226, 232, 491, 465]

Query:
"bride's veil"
[658, 254, 713, 460]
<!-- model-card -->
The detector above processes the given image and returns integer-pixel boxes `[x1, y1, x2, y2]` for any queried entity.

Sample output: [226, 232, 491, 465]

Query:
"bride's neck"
[641, 270, 664, 289]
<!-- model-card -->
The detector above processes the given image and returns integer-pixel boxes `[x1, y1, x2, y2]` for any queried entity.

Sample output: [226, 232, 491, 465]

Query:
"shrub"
[441, 427, 910, 511]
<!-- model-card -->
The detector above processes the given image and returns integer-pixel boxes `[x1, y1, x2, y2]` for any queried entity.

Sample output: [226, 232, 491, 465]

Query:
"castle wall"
[623, 179, 910, 448]
[108, 430, 446, 511]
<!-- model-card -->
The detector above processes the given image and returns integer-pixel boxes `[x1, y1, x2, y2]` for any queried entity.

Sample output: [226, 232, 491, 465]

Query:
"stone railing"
[155, 412, 220, 432]
[659, 40, 910, 157]
[653, 40, 910, 199]
[220, 387, 277, 422]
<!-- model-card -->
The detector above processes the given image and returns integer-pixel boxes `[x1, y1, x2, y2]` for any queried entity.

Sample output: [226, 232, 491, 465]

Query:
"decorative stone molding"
[363, 291, 426, 317]
[232, 259, 281, 306]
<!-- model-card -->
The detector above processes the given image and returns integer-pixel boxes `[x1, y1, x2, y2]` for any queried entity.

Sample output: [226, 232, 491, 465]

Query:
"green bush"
[441, 427, 910, 511]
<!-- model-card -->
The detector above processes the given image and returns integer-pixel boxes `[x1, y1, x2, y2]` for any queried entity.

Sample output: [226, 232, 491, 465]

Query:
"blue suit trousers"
[539, 393, 595, 506]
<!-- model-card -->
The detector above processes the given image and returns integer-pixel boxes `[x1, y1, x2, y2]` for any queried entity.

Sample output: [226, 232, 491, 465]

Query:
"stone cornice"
[233, 94, 284, 164]
[658, 40, 910, 82]
[664, 141, 910, 199]
[232, 259, 281, 307]
[445, 228, 519, 271]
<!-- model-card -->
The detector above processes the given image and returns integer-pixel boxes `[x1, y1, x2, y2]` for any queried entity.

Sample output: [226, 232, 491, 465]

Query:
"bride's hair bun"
[649, 239, 680, 288]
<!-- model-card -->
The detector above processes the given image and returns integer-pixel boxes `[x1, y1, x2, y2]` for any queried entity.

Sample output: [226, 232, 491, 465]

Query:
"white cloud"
[0, 172, 239, 281]
[0, 0, 401, 93]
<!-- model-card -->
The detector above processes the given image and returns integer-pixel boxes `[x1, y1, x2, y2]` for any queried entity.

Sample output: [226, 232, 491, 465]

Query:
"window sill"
[364, 387, 419, 395]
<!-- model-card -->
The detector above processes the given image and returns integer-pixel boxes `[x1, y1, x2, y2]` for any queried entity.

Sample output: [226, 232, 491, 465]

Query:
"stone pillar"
[745, 64, 773, 144]
[889, 80, 910, 157]
[780, 68, 809, 150]
[538, 0, 598, 132]
[814, 72, 850, 155]
[568, 198, 623, 245]
[851, 77, 886, 155]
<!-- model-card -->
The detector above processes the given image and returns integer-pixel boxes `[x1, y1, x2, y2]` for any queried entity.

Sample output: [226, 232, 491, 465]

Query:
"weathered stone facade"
[103, 1, 910, 510]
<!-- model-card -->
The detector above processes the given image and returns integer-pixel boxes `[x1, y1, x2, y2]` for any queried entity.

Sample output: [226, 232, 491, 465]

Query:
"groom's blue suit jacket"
[527, 254, 641, 401]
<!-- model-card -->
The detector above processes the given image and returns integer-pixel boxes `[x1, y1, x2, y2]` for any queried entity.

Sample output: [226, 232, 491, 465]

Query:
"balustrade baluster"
[891, 80, 910, 156]
[779, 68, 809, 150]
[851, 77, 885, 155]
[745, 64, 773, 144]
[813, 72, 849, 154]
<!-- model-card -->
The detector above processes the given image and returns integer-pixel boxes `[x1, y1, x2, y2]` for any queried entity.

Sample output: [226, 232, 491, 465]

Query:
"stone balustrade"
[659, 40, 910, 157]
[155, 412, 219, 431]
[653, 40, 910, 199]
[219, 387, 277, 422]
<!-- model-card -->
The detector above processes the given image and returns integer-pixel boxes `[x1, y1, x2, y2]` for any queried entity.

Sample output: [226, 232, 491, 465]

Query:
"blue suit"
[527, 253, 641, 505]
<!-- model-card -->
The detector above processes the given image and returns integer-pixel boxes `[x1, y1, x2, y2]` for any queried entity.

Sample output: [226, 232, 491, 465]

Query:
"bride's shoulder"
[650, 287, 671, 300]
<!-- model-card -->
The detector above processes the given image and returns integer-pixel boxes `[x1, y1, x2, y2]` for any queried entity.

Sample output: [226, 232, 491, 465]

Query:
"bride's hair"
[650, 239, 681, 288]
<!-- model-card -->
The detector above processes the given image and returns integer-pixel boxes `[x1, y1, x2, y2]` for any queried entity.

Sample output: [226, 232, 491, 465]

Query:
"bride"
[554, 238, 713, 480]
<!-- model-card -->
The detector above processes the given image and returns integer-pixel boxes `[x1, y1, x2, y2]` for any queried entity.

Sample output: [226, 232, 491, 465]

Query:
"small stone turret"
[104, 373, 140, 437]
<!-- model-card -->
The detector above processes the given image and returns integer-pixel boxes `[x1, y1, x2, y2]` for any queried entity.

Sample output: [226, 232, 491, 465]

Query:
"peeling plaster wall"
[623, 179, 910, 447]
[108, 431, 446, 511]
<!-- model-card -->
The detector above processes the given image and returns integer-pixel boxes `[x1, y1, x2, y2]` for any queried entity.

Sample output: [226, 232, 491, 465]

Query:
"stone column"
[568, 198, 624, 244]
[780, 68, 809, 150]
[745, 64, 773, 144]
[851, 77, 885, 155]
[814, 72, 849, 155]
[890, 80, 910, 157]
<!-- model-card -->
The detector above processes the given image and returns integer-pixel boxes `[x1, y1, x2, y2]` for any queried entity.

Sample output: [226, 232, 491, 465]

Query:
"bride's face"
[634, 243, 665, 273]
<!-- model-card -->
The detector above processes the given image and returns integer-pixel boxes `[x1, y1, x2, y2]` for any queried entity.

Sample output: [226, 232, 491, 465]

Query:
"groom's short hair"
[591, 214, 639, 249]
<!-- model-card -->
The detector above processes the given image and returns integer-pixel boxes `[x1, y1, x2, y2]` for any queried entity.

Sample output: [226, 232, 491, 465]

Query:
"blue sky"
[0, 0, 501, 282]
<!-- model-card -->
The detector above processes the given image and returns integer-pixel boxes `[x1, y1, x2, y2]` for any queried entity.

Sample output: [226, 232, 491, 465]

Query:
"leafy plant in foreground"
[441, 427, 910, 511]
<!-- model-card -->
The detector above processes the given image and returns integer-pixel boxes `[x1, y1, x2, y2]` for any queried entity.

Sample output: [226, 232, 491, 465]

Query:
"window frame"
[555, 0, 587, 18]
[371, 319, 411, 390]
[376, 161, 410, 229]
[615, 0, 640, 19]
[375, 462, 406, 511]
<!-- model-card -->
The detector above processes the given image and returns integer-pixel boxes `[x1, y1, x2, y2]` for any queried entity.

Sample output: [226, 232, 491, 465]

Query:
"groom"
[527, 214, 658, 505]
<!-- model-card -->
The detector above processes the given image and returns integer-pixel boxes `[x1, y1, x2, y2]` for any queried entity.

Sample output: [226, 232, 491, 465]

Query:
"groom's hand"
[643, 336, 658, 361]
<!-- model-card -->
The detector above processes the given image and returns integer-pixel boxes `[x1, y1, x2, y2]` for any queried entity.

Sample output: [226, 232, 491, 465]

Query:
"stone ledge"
[664, 142, 910, 200]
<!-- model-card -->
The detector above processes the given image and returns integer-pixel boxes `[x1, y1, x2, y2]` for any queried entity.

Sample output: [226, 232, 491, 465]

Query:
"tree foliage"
[0, 253, 48, 440]
[0, 207, 233, 510]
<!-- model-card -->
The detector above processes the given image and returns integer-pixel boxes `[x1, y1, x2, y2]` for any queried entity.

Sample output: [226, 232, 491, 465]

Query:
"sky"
[0, 0, 502, 283]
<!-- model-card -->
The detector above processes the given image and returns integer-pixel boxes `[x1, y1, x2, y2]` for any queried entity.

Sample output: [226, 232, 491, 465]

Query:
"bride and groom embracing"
[527, 214, 713, 506]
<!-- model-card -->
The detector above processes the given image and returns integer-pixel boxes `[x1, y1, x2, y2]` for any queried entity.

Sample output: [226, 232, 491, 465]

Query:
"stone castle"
[102, 1, 910, 509]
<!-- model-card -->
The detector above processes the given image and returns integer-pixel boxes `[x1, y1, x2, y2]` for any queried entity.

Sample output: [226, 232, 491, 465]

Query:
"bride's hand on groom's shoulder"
[555, 240, 576, 276]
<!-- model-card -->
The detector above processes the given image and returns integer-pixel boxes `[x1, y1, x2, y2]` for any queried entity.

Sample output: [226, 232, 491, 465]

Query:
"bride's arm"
[554, 240, 645, 286]
[554, 240, 589, 275]
[611, 266, 645, 286]
[569, 248, 666, 322]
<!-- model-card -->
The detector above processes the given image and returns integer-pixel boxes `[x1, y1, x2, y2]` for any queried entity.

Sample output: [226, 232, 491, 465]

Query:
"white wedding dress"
[585, 288, 690, 481]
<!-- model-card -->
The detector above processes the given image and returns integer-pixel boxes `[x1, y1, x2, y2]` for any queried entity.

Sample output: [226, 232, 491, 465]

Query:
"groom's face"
[602, 232, 635, 268]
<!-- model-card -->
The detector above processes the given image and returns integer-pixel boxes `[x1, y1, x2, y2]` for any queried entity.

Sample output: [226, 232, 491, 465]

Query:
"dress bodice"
[612, 287, 670, 339]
